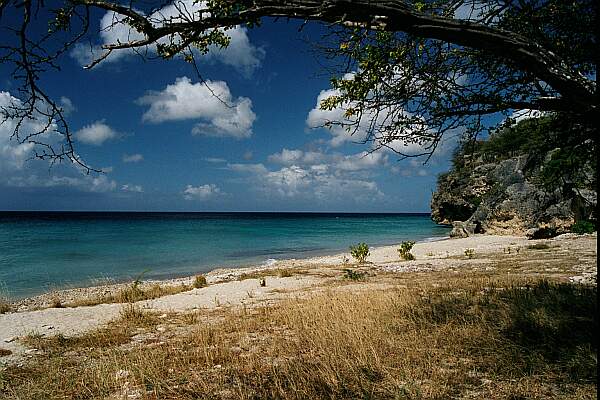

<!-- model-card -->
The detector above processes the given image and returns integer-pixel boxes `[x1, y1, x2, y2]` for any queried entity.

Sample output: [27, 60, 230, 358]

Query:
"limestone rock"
[431, 149, 596, 237]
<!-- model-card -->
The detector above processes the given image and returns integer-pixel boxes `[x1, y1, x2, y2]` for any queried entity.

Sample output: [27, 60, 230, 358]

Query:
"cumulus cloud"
[137, 77, 256, 138]
[123, 153, 144, 163]
[59, 96, 76, 115]
[306, 73, 458, 163]
[229, 160, 384, 203]
[0, 92, 117, 193]
[75, 120, 120, 146]
[71, 1, 264, 75]
[121, 183, 143, 193]
[183, 183, 222, 200]
[268, 148, 388, 172]
[306, 86, 429, 156]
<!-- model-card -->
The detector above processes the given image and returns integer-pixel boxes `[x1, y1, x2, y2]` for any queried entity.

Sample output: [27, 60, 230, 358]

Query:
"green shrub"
[464, 248, 475, 259]
[193, 275, 208, 288]
[571, 220, 595, 234]
[343, 269, 366, 281]
[349, 243, 370, 264]
[398, 241, 416, 261]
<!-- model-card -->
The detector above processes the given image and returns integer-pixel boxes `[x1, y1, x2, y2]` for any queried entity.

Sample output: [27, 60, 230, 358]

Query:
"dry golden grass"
[238, 267, 305, 281]
[0, 297, 11, 314]
[66, 282, 191, 308]
[1, 271, 596, 400]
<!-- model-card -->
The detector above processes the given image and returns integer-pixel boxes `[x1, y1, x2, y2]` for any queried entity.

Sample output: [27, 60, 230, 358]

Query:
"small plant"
[0, 296, 12, 314]
[343, 269, 366, 281]
[528, 243, 551, 250]
[193, 275, 207, 288]
[349, 243, 370, 264]
[398, 241, 416, 261]
[50, 297, 64, 308]
[277, 269, 293, 278]
[571, 220, 595, 234]
[119, 304, 149, 324]
[464, 248, 475, 259]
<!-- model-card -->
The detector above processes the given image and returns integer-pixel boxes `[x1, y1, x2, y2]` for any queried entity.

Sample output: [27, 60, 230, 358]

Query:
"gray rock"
[431, 148, 596, 237]
[450, 221, 476, 238]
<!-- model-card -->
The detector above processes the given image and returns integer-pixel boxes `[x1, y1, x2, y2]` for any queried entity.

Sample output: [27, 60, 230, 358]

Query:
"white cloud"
[59, 96, 76, 115]
[306, 74, 449, 159]
[123, 153, 144, 163]
[509, 109, 545, 124]
[268, 148, 388, 172]
[137, 77, 255, 138]
[0, 91, 117, 193]
[121, 183, 143, 193]
[183, 183, 222, 200]
[75, 120, 120, 146]
[71, 1, 264, 75]
[229, 161, 384, 203]
[202, 26, 265, 77]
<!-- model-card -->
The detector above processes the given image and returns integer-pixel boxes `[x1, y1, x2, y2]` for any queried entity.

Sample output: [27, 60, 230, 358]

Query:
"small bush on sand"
[349, 243, 370, 264]
[571, 220, 595, 234]
[398, 241, 416, 261]
[0, 297, 12, 314]
[50, 297, 64, 308]
[464, 248, 475, 259]
[193, 275, 207, 288]
[343, 269, 366, 281]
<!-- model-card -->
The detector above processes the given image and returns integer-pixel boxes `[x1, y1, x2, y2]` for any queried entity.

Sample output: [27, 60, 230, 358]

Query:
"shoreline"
[6, 234, 452, 308]
[5, 232, 595, 313]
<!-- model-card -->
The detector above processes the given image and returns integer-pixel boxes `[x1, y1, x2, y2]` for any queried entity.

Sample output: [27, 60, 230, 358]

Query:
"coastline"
[6, 232, 594, 313]
[7, 234, 453, 310]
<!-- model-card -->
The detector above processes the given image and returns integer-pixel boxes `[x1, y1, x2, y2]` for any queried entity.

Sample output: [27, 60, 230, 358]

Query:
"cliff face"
[431, 119, 596, 238]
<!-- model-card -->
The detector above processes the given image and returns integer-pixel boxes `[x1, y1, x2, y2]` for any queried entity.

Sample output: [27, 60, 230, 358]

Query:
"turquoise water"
[0, 212, 450, 299]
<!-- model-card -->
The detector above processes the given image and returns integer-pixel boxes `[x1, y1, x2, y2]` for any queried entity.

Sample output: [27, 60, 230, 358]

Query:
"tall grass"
[2, 276, 596, 399]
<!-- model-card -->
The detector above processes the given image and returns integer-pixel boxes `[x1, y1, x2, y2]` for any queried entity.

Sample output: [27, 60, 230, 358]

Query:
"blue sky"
[0, 7, 454, 212]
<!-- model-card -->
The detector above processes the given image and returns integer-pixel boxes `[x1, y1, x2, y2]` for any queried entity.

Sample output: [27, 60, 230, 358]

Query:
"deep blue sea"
[0, 212, 450, 299]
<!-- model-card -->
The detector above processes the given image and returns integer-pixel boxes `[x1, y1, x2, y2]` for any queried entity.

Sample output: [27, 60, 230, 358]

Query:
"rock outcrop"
[431, 120, 596, 238]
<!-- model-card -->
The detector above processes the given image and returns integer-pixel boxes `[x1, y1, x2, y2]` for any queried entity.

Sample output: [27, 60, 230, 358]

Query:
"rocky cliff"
[431, 117, 597, 238]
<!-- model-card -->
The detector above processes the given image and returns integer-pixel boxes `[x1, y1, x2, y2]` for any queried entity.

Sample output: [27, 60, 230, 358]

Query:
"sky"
[0, 5, 455, 212]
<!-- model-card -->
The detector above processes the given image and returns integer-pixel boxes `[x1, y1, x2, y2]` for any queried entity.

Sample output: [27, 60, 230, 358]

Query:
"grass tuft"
[193, 275, 207, 288]
[67, 282, 190, 308]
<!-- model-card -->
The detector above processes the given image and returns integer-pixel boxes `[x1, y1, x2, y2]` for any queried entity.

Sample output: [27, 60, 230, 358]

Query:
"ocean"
[0, 212, 450, 299]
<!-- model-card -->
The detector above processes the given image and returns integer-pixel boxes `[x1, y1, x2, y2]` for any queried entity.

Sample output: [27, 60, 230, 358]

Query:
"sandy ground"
[1, 233, 596, 364]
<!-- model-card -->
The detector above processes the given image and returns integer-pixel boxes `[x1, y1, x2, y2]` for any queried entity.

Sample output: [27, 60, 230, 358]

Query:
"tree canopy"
[0, 0, 596, 168]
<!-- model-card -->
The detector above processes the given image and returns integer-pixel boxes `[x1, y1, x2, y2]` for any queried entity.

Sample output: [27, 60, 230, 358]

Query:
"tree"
[0, 0, 596, 168]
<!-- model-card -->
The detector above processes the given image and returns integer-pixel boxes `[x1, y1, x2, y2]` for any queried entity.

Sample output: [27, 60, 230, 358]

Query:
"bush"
[571, 220, 595, 234]
[0, 298, 12, 314]
[193, 275, 208, 288]
[398, 241, 416, 261]
[464, 248, 475, 259]
[349, 243, 370, 264]
[342, 269, 366, 281]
